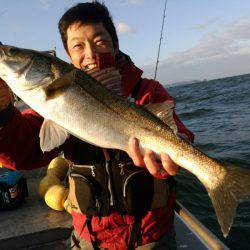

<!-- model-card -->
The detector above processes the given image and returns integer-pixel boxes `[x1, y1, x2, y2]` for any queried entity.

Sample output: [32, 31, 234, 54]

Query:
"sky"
[1, 0, 250, 85]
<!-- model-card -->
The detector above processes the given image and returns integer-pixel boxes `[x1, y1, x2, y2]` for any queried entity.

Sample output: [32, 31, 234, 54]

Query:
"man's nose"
[85, 43, 96, 60]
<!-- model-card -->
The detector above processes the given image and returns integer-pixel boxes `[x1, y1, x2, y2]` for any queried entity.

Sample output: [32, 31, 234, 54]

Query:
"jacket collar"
[116, 52, 143, 97]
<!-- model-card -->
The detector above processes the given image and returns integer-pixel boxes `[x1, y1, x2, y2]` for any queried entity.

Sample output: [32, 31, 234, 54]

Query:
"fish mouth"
[0, 45, 20, 61]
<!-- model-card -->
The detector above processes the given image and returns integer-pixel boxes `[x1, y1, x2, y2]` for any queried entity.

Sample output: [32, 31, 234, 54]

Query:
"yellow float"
[38, 156, 72, 213]
[47, 156, 70, 180]
[44, 184, 69, 211]
[38, 174, 61, 198]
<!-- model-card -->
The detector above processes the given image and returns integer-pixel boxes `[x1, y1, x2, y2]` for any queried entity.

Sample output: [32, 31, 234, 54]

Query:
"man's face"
[66, 22, 118, 70]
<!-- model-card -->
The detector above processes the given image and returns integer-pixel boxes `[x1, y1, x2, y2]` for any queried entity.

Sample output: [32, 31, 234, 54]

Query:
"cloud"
[116, 22, 135, 34]
[180, 18, 250, 63]
[127, 0, 144, 4]
[191, 18, 218, 31]
[0, 10, 7, 17]
[143, 17, 250, 84]
[10, 24, 23, 33]
[40, 0, 53, 10]
[114, 0, 144, 5]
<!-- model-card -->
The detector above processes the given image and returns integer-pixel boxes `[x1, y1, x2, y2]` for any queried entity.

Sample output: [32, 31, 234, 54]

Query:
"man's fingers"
[127, 137, 180, 176]
[143, 151, 179, 176]
[144, 149, 162, 175]
[93, 71, 120, 83]
[127, 137, 144, 167]
[100, 75, 121, 85]
[88, 67, 117, 79]
[161, 153, 179, 176]
[86, 67, 122, 95]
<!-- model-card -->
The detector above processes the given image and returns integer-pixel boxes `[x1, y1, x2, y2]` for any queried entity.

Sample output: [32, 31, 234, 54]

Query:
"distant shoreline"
[168, 72, 250, 87]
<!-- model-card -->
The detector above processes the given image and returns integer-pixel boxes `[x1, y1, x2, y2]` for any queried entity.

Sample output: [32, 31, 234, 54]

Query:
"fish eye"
[8, 47, 19, 56]
[9, 47, 18, 53]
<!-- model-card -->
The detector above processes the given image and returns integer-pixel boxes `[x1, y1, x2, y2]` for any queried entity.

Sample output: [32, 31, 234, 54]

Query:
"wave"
[178, 108, 214, 120]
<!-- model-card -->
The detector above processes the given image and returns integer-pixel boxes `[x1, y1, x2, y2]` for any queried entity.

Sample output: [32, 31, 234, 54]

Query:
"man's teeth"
[86, 63, 97, 70]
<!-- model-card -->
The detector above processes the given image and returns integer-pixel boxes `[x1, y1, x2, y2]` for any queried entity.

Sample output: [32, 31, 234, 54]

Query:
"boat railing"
[175, 201, 229, 250]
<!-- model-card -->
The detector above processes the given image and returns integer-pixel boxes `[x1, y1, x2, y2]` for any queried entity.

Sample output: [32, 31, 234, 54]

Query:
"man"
[0, 2, 194, 249]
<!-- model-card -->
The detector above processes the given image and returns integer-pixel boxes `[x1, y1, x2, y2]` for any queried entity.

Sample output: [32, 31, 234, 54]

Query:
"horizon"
[167, 71, 250, 87]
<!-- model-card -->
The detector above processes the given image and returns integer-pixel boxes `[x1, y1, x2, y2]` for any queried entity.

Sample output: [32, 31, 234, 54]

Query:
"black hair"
[58, 1, 118, 52]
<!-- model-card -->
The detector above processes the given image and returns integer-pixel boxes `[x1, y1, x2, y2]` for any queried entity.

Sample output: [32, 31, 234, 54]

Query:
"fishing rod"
[154, 0, 168, 80]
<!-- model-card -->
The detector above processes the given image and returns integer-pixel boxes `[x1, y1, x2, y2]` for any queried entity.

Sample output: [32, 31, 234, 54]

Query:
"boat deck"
[0, 169, 225, 250]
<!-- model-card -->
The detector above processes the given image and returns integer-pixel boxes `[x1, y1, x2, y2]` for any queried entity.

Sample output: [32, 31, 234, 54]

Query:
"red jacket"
[0, 59, 194, 249]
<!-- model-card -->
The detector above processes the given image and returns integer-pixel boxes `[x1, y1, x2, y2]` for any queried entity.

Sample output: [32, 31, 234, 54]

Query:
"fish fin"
[39, 119, 69, 152]
[51, 63, 61, 79]
[145, 100, 178, 133]
[43, 70, 76, 100]
[206, 166, 250, 237]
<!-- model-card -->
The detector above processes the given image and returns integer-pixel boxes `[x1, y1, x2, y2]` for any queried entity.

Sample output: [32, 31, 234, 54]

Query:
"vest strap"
[128, 216, 142, 249]
[86, 215, 100, 250]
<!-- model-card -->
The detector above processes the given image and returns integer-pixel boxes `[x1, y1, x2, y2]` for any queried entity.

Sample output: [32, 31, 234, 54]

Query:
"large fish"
[0, 45, 250, 237]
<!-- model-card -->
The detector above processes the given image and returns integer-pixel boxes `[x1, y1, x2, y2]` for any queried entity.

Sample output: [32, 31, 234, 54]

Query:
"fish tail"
[206, 166, 250, 237]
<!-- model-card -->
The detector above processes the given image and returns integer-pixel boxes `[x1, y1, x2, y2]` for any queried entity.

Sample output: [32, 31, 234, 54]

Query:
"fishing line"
[154, 0, 168, 80]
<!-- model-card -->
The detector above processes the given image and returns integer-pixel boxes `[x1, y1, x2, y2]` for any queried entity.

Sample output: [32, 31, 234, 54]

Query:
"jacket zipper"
[105, 161, 114, 206]
[123, 169, 146, 197]
[118, 161, 133, 175]
[72, 164, 96, 177]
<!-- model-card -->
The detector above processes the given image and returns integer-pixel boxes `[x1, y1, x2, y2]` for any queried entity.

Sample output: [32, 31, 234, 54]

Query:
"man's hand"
[127, 137, 179, 176]
[0, 78, 11, 111]
[86, 67, 122, 96]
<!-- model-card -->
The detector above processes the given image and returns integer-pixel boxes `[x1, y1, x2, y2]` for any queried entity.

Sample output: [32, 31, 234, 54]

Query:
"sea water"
[167, 73, 250, 250]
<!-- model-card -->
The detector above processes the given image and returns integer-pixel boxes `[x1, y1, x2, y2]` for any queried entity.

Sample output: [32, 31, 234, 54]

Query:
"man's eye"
[96, 40, 107, 46]
[73, 44, 84, 49]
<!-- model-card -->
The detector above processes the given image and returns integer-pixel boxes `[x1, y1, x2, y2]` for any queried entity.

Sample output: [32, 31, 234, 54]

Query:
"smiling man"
[58, 2, 193, 249]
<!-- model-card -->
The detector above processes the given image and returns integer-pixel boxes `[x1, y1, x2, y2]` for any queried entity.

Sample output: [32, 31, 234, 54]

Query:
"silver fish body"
[0, 45, 250, 237]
